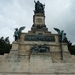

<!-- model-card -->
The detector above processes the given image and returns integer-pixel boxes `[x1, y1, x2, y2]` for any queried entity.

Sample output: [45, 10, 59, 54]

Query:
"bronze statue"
[31, 44, 50, 53]
[34, 0, 45, 14]
[14, 26, 25, 41]
[54, 28, 67, 42]
[14, 28, 18, 41]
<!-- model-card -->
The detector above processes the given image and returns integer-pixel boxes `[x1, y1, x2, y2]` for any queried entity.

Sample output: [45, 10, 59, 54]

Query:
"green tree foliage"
[0, 37, 12, 55]
[66, 39, 75, 55]
[68, 43, 75, 55]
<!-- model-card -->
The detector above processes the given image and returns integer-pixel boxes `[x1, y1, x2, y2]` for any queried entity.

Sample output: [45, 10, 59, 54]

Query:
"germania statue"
[34, 0, 45, 14]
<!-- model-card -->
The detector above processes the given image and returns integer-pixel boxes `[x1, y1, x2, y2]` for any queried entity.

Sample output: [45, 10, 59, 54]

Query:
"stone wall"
[0, 54, 75, 75]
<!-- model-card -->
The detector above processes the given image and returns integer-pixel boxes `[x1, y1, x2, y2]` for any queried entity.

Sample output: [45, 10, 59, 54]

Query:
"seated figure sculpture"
[34, 0, 45, 14]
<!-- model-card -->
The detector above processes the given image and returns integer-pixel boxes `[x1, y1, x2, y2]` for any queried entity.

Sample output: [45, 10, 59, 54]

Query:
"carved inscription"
[35, 17, 44, 25]
[25, 34, 55, 42]
[36, 18, 42, 23]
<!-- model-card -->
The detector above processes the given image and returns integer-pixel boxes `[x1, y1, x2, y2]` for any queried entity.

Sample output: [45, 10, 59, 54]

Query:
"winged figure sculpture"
[54, 28, 61, 36]
[54, 28, 63, 42]
[14, 26, 25, 41]
[18, 26, 25, 39]
[54, 28, 67, 42]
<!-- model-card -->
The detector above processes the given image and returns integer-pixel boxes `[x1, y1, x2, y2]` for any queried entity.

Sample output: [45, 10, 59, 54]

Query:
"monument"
[0, 1, 75, 75]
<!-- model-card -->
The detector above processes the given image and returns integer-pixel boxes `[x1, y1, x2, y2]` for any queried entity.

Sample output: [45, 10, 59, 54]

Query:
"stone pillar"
[61, 43, 72, 62]
[31, 13, 48, 32]
[33, 13, 45, 25]
[55, 34, 59, 44]
[8, 41, 19, 61]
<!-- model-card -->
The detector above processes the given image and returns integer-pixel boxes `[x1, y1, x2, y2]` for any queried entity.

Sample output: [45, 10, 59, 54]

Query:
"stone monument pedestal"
[0, 1, 75, 75]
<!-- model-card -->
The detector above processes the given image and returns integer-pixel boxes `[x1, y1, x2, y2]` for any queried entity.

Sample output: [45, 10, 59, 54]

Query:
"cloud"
[0, 0, 75, 44]
[45, 0, 75, 44]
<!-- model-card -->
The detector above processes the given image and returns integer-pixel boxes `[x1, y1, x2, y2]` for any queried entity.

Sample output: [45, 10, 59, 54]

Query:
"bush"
[0, 37, 11, 55]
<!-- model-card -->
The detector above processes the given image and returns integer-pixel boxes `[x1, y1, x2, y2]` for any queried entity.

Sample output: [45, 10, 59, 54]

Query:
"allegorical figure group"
[34, 0, 45, 14]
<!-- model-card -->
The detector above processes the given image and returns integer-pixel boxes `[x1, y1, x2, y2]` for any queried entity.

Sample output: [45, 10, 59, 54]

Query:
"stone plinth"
[11, 41, 19, 50]
[33, 13, 45, 25]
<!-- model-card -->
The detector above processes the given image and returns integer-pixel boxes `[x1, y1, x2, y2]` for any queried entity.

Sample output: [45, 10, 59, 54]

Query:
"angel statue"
[14, 26, 25, 41]
[54, 28, 67, 42]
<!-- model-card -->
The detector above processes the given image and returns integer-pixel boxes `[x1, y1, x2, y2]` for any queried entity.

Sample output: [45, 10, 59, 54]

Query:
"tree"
[66, 40, 75, 55]
[0, 37, 11, 55]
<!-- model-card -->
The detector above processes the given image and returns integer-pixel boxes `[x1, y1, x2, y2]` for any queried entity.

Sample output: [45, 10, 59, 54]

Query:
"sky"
[0, 0, 75, 44]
